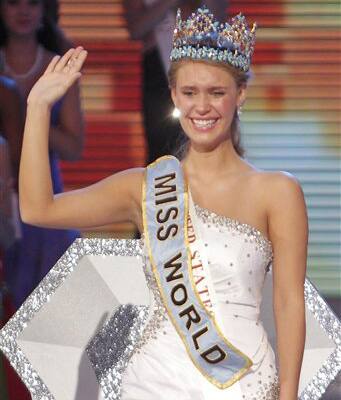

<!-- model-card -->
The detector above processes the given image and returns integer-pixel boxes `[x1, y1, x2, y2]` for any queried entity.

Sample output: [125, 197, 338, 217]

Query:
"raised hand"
[27, 46, 88, 108]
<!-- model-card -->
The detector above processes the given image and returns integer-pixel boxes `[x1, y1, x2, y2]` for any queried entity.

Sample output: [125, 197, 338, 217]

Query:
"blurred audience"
[0, 75, 23, 187]
[0, 135, 15, 252]
[0, 0, 85, 308]
[0, 74, 31, 400]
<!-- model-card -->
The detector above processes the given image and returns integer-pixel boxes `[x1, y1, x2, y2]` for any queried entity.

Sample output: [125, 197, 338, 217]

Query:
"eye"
[212, 91, 225, 97]
[182, 91, 194, 97]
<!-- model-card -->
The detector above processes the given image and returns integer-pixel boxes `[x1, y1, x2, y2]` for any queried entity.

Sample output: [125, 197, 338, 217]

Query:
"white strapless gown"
[121, 204, 280, 399]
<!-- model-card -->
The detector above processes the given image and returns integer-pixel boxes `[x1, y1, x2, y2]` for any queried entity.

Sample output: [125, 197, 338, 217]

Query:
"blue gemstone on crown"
[170, 6, 257, 72]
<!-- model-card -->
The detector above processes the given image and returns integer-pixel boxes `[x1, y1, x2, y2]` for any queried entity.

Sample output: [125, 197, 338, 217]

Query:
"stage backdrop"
[58, 0, 340, 296]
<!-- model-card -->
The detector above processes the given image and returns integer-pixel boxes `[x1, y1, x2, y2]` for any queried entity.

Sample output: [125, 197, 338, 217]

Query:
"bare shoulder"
[122, 166, 145, 193]
[245, 168, 307, 235]
[248, 168, 304, 203]
[251, 169, 308, 245]
[109, 166, 145, 208]
[108, 166, 144, 193]
[110, 167, 144, 227]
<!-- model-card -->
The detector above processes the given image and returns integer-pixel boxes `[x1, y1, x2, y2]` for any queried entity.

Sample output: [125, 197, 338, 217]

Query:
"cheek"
[33, 6, 43, 20]
[1, 6, 13, 23]
[217, 96, 237, 117]
[177, 96, 193, 115]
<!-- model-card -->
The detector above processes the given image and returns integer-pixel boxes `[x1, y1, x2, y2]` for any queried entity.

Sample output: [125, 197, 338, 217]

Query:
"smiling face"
[1, 0, 43, 38]
[170, 61, 246, 152]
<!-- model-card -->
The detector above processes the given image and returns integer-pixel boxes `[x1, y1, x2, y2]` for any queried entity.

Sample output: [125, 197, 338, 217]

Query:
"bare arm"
[49, 81, 84, 161]
[123, 0, 180, 40]
[19, 48, 142, 230]
[267, 172, 308, 400]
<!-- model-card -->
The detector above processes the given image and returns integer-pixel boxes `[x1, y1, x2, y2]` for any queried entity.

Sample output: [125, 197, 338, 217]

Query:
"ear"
[237, 84, 247, 108]
[170, 86, 178, 108]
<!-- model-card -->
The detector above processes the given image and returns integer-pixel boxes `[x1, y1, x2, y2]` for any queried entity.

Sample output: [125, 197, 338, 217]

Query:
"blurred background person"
[0, 63, 23, 317]
[0, 74, 22, 187]
[0, 73, 22, 278]
[124, 0, 227, 164]
[0, 0, 85, 308]
[45, 0, 75, 54]
[0, 73, 30, 400]
[0, 123, 16, 254]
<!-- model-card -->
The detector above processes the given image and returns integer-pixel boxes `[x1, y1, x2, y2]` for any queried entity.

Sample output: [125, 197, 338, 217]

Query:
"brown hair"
[168, 59, 251, 158]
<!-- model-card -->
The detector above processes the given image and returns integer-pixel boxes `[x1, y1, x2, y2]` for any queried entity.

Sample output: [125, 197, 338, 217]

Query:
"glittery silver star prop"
[261, 271, 341, 399]
[0, 239, 149, 399]
[0, 239, 339, 399]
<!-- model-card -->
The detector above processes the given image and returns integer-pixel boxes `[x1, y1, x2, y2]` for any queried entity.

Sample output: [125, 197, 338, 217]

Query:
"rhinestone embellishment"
[194, 204, 273, 263]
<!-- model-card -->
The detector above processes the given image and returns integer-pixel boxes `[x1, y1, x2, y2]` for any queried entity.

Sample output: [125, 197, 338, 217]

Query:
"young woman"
[18, 7, 307, 400]
[0, 0, 84, 307]
[124, 0, 226, 163]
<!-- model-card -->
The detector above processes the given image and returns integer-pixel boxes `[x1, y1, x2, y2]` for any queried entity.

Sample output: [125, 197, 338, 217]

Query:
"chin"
[11, 23, 38, 36]
[185, 131, 231, 152]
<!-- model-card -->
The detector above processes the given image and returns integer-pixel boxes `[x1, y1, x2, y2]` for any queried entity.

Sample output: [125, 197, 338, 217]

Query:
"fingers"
[44, 47, 87, 76]
[44, 55, 61, 75]
[54, 48, 76, 72]
[53, 46, 86, 73]
[66, 49, 88, 74]
[67, 72, 82, 88]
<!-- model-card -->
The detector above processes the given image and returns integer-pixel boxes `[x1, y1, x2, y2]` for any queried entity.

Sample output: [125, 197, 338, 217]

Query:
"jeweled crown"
[170, 6, 257, 72]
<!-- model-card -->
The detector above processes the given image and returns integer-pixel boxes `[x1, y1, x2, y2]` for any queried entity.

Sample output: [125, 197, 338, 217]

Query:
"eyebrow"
[180, 86, 228, 90]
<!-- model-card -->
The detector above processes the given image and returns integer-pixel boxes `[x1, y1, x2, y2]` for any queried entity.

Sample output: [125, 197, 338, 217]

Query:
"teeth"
[192, 119, 217, 128]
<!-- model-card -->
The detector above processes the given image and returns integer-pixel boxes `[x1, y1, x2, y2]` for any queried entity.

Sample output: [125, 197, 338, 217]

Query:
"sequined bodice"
[194, 204, 273, 311]
[142, 203, 274, 361]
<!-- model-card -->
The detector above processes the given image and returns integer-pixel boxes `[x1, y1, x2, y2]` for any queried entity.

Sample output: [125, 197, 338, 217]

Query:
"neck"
[182, 139, 242, 181]
[5, 35, 39, 57]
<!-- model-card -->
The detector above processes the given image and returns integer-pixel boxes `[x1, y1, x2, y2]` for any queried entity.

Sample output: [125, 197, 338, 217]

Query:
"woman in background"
[0, 0, 84, 307]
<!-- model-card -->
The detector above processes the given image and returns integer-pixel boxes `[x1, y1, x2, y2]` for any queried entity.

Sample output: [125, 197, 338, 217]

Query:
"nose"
[18, 1, 31, 14]
[195, 93, 211, 114]
[18, 4, 29, 15]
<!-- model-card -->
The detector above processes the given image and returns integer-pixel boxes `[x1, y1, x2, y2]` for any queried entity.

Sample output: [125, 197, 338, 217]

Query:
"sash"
[187, 193, 224, 329]
[143, 156, 253, 389]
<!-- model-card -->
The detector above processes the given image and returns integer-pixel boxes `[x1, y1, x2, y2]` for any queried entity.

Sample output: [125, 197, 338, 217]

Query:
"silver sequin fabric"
[86, 304, 149, 400]
[194, 203, 273, 264]
[132, 246, 168, 349]
[0, 239, 143, 399]
[244, 374, 280, 400]
[300, 280, 341, 399]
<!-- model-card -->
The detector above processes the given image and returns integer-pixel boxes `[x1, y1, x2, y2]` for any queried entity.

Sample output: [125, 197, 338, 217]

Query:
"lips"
[17, 18, 32, 24]
[191, 118, 219, 131]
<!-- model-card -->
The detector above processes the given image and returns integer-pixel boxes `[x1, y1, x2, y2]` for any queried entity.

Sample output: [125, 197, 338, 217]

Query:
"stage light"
[172, 107, 181, 118]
